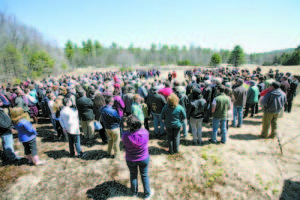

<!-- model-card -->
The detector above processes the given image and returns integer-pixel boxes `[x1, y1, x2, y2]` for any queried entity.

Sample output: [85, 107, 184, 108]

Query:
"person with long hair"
[122, 115, 153, 199]
[53, 96, 66, 140]
[161, 93, 186, 154]
[60, 98, 85, 158]
[10, 107, 45, 165]
[93, 93, 108, 144]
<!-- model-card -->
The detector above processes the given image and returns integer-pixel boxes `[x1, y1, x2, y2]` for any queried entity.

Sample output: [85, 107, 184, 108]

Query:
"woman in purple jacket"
[122, 115, 153, 199]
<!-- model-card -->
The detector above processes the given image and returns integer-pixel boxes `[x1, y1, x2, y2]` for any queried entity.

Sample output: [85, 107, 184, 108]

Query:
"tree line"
[1, 12, 299, 82]
[0, 12, 66, 82]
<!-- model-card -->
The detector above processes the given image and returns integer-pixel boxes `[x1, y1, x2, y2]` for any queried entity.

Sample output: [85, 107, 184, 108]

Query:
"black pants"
[144, 117, 149, 130]
[99, 128, 108, 144]
[166, 127, 181, 154]
[286, 98, 294, 113]
[244, 103, 255, 117]
[22, 138, 38, 156]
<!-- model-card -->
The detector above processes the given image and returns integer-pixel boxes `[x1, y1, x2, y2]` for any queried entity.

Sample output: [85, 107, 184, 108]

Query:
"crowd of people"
[0, 66, 299, 198]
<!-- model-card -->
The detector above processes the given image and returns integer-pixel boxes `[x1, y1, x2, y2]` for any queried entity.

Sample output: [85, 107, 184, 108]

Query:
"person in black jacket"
[286, 76, 299, 113]
[147, 86, 166, 138]
[202, 80, 212, 122]
[76, 90, 95, 140]
[0, 106, 21, 162]
[187, 88, 206, 145]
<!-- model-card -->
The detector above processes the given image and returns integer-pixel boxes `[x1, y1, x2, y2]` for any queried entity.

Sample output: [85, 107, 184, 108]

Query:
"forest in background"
[0, 11, 299, 82]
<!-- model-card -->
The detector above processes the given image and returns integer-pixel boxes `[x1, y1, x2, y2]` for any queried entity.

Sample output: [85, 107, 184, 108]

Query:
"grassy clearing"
[1, 66, 300, 199]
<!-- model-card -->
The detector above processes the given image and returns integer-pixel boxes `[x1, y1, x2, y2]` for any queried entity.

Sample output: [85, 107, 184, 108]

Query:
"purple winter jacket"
[122, 128, 149, 162]
[113, 95, 125, 117]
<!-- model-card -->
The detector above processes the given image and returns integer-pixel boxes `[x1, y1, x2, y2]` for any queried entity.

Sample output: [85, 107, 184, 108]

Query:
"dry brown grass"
[1, 66, 300, 200]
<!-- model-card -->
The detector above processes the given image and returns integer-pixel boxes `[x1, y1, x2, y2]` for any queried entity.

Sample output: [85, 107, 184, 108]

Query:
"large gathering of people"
[0, 66, 299, 198]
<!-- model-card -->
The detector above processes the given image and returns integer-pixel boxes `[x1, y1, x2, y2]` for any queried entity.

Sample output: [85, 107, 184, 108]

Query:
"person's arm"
[211, 99, 216, 113]
[119, 97, 125, 110]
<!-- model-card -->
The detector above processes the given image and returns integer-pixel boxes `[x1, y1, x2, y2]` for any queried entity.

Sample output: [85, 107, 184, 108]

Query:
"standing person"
[0, 106, 21, 163]
[131, 94, 145, 126]
[122, 115, 153, 199]
[256, 76, 265, 114]
[280, 76, 290, 112]
[113, 88, 125, 134]
[14, 89, 29, 113]
[76, 90, 95, 140]
[100, 96, 121, 159]
[260, 82, 287, 138]
[286, 76, 299, 113]
[173, 84, 189, 139]
[60, 98, 85, 158]
[232, 79, 247, 128]
[93, 93, 108, 144]
[147, 86, 166, 138]
[10, 107, 46, 165]
[158, 82, 173, 100]
[161, 94, 187, 154]
[244, 80, 259, 118]
[209, 85, 231, 144]
[123, 86, 135, 116]
[187, 88, 206, 145]
[202, 80, 212, 123]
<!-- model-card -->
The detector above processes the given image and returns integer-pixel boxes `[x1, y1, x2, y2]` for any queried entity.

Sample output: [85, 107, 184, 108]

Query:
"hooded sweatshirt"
[261, 88, 287, 113]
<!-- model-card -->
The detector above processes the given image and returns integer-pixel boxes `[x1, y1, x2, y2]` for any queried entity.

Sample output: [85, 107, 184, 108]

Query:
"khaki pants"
[80, 120, 95, 139]
[106, 128, 120, 158]
[261, 112, 279, 138]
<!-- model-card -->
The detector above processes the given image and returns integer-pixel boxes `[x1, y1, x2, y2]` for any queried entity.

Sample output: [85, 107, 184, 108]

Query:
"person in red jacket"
[172, 70, 177, 79]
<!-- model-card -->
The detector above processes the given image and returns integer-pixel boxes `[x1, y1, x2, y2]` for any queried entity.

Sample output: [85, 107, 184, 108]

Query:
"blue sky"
[1, 0, 300, 53]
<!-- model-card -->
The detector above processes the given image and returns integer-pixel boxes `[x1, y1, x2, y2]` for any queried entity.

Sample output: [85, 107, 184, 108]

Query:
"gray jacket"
[261, 89, 287, 113]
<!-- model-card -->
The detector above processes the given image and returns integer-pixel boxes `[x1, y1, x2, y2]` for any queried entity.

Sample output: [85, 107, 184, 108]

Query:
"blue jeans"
[211, 118, 227, 143]
[67, 133, 82, 156]
[152, 113, 164, 135]
[182, 119, 188, 137]
[126, 157, 151, 197]
[1, 132, 18, 161]
[232, 106, 243, 126]
[120, 117, 124, 135]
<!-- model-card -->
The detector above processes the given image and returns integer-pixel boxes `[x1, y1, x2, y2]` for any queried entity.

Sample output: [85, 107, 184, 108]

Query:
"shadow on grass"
[45, 149, 109, 160]
[230, 133, 261, 141]
[280, 179, 300, 200]
[44, 150, 70, 159]
[242, 120, 262, 126]
[1, 157, 33, 166]
[81, 150, 109, 161]
[148, 146, 168, 155]
[80, 137, 103, 147]
[87, 181, 135, 200]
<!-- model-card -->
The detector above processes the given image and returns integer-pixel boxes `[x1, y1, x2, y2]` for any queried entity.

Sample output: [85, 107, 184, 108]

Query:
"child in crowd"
[10, 107, 45, 165]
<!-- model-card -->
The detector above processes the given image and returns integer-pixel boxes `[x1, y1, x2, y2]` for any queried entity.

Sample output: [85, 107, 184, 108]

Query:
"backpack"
[0, 110, 12, 134]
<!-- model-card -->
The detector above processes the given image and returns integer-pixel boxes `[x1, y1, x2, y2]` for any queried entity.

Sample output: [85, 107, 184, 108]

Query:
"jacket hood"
[270, 88, 283, 96]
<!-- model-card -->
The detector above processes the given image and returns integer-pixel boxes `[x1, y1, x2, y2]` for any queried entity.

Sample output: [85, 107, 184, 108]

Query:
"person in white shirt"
[60, 98, 85, 158]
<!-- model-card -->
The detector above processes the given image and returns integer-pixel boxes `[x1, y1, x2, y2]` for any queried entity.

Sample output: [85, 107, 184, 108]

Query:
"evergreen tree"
[210, 53, 222, 67]
[228, 45, 245, 67]
[65, 40, 74, 63]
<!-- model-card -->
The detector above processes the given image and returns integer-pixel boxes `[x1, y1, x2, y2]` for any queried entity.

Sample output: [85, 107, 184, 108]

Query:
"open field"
[1, 66, 300, 200]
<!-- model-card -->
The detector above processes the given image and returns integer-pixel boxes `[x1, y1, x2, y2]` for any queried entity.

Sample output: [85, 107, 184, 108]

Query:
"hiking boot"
[208, 139, 217, 144]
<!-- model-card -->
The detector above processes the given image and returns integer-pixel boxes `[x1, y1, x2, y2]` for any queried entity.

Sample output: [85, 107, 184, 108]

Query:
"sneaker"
[78, 152, 87, 158]
[35, 161, 47, 166]
[144, 189, 155, 199]
[208, 139, 217, 144]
